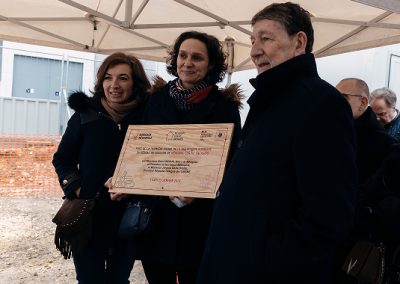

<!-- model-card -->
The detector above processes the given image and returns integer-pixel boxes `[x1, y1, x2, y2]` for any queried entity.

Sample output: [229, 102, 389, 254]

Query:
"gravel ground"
[0, 196, 148, 284]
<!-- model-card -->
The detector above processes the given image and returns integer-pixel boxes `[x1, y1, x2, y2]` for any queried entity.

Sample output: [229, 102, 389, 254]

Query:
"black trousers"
[141, 260, 198, 284]
[73, 243, 135, 284]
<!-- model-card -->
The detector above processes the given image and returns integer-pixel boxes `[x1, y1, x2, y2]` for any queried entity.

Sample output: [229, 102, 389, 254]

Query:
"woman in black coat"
[356, 144, 400, 284]
[52, 52, 150, 284]
[111, 31, 242, 284]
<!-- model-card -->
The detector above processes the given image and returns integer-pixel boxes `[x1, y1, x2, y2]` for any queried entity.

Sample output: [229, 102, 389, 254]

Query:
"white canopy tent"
[0, 0, 400, 76]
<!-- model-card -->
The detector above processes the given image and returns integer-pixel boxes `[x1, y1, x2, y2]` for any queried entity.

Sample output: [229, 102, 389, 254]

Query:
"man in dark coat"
[333, 78, 396, 283]
[336, 78, 396, 184]
[195, 3, 358, 284]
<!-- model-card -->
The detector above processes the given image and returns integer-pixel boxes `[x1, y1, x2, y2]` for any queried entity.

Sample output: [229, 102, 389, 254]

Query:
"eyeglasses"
[342, 93, 362, 98]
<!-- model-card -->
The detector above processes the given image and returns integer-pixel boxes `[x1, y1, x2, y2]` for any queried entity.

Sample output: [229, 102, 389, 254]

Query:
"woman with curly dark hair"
[110, 31, 242, 284]
[53, 52, 150, 284]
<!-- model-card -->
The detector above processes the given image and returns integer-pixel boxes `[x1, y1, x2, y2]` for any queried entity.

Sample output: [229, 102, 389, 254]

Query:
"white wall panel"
[0, 97, 60, 135]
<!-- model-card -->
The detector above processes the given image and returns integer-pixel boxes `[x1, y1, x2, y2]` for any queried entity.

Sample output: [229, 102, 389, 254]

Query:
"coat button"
[216, 191, 220, 198]
[237, 140, 243, 148]
[63, 180, 68, 185]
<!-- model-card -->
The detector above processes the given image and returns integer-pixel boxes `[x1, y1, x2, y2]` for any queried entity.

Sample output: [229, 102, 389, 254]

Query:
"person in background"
[53, 52, 150, 284]
[370, 87, 400, 141]
[110, 31, 242, 284]
[336, 78, 396, 184]
[333, 78, 396, 284]
[195, 3, 358, 284]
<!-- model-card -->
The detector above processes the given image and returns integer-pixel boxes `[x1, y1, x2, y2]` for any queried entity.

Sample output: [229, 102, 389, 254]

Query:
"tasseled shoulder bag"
[52, 190, 100, 259]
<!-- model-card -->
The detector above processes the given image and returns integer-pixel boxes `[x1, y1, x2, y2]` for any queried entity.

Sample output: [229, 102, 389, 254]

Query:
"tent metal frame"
[0, 0, 399, 73]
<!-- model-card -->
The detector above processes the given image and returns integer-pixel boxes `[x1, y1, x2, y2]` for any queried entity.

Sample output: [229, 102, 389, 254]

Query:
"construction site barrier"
[0, 133, 63, 197]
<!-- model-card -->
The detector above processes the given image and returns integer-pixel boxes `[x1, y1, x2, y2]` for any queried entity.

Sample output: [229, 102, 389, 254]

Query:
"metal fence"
[0, 133, 62, 197]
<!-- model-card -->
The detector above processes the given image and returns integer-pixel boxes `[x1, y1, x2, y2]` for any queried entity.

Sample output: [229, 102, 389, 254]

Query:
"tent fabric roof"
[0, 0, 399, 71]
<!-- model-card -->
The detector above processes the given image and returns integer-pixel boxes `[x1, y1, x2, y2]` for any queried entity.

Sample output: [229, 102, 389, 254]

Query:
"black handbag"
[118, 195, 159, 238]
[342, 240, 386, 284]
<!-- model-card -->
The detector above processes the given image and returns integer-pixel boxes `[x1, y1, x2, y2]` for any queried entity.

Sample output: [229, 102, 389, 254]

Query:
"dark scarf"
[169, 78, 213, 111]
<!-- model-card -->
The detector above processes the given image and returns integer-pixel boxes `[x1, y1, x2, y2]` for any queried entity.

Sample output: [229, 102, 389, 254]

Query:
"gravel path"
[0, 196, 147, 284]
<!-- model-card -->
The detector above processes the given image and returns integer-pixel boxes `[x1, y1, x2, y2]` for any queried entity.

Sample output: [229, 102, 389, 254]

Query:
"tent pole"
[232, 57, 252, 73]
[59, 55, 65, 135]
[125, 0, 133, 22]
[95, 0, 123, 51]
[226, 73, 232, 88]
[130, 0, 150, 27]
[314, 11, 392, 56]
[173, 0, 251, 35]
[225, 37, 234, 87]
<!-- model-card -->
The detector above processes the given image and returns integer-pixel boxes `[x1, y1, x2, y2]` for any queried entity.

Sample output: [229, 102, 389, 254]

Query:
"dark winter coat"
[332, 106, 396, 284]
[52, 92, 145, 248]
[356, 107, 397, 185]
[385, 110, 400, 141]
[127, 77, 242, 271]
[196, 53, 358, 284]
[356, 144, 400, 283]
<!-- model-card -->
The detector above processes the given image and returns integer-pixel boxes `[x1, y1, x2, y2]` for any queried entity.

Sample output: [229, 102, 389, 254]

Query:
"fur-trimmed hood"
[150, 76, 244, 109]
[68, 91, 91, 112]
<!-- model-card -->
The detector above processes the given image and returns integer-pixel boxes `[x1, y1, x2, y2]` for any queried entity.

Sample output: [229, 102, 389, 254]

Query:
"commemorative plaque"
[110, 124, 234, 198]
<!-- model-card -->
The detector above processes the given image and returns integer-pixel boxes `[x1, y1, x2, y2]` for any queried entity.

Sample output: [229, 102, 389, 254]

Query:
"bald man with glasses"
[333, 78, 396, 284]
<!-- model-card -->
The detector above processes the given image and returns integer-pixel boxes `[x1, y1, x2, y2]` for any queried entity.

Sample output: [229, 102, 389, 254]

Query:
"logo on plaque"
[115, 171, 135, 188]
[166, 132, 175, 141]
[200, 130, 212, 140]
[215, 130, 226, 141]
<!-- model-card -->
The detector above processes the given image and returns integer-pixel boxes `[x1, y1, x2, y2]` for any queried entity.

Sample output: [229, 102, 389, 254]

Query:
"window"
[12, 55, 83, 100]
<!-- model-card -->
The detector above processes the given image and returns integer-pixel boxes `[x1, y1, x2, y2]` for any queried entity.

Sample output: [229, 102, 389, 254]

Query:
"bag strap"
[93, 169, 116, 201]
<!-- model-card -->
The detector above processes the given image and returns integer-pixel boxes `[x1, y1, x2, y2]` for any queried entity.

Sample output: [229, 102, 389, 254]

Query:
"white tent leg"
[226, 73, 232, 88]
[59, 55, 65, 135]
[125, 0, 133, 22]
[225, 37, 234, 87]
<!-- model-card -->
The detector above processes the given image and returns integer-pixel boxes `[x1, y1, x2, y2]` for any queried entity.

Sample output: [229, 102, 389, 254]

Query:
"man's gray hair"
[370, 87, 397, 109]
[339, 78, 370, 101]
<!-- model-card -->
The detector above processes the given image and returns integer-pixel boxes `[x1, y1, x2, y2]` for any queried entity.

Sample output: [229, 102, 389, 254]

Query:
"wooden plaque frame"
[110, 123, 234, 198]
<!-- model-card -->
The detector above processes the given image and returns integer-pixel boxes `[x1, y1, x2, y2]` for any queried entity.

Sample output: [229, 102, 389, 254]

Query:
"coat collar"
[387, 109, 400, 127]
[242, 53, 318, 137]
[247, 53, 318, 108]
[354, 106, 386, 132]
[156, 84, 222, 124]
